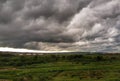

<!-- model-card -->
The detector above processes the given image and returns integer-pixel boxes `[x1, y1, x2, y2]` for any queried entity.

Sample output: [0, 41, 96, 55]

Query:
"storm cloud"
[0, 0, 120, 52]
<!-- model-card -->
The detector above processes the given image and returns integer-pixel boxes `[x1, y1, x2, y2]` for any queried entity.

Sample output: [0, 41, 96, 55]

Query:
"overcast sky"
[0, 0, 120, 52]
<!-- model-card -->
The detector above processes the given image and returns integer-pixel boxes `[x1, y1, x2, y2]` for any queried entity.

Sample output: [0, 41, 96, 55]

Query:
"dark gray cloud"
[0, 0, 120, 52]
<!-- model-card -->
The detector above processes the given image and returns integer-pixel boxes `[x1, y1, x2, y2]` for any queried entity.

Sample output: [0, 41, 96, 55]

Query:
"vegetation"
[0, 53, 120, 81]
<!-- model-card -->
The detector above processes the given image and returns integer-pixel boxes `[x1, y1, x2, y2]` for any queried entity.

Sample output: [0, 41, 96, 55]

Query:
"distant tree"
[96, 56, 104, 61]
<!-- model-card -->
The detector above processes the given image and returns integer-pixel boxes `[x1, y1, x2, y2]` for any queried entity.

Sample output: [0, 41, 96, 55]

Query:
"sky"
[0, 0, 120, 52]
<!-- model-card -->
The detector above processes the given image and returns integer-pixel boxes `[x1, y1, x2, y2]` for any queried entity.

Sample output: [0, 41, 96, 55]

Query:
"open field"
[0, 53, 120, 81]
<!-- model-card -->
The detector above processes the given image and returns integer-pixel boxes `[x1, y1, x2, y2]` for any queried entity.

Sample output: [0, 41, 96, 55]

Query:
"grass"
[0, 53, 120, 81]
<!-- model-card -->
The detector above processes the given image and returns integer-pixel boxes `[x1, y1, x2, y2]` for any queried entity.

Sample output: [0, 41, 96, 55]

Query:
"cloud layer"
[0, 0, 120, 52]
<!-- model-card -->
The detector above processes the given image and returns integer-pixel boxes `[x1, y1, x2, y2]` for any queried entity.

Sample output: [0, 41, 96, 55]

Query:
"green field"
[0, 53, 120, 81]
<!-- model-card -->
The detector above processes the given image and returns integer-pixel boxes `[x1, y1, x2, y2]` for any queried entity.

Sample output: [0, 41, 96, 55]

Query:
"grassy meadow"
[0, 53, 120, 81]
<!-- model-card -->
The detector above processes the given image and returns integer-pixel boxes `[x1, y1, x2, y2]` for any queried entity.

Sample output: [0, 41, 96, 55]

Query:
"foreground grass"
[0, 54, 120, 81]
